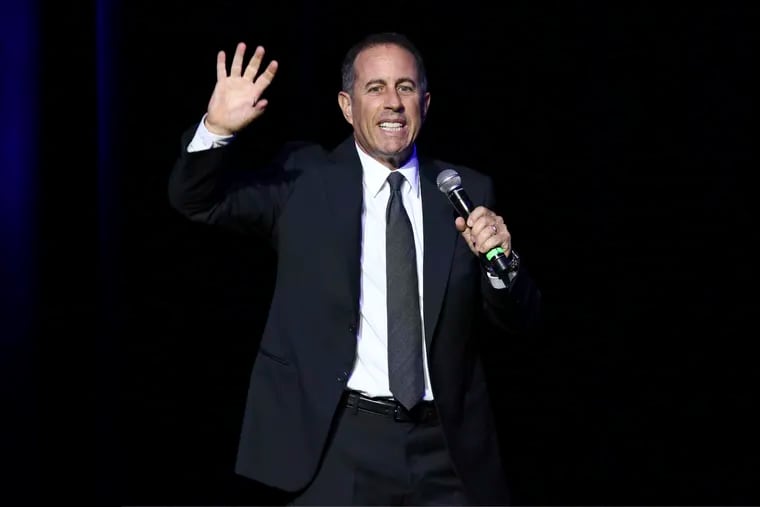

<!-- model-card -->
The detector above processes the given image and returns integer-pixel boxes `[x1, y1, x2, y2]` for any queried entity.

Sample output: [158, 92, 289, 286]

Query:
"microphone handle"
[447, 188, 510, 278]
[448, 187, 474, 219]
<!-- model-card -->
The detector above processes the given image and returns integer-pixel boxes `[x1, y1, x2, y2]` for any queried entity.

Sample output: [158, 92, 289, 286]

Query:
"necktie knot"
[388, 171, 405, 193]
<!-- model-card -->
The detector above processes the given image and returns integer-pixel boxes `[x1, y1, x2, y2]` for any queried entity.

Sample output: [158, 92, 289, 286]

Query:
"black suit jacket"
[169, 127, 542, 505]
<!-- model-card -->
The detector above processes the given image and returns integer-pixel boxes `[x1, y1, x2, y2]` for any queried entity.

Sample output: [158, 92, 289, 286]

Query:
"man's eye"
[398, 85, 414, 93]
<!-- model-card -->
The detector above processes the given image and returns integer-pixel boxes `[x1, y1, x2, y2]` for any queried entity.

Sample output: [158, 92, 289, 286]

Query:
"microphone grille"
[436, 169, 462, 193]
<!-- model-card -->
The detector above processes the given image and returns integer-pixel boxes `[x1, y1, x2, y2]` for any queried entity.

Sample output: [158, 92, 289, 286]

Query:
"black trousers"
[290, 392, 469, 506]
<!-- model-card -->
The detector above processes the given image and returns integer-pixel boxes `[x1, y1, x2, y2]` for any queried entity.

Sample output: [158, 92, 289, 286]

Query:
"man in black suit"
[169, 31, 541, 505]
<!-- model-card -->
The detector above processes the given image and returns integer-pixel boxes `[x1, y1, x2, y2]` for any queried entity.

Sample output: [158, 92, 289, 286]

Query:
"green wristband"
[485, 247, 505, 261]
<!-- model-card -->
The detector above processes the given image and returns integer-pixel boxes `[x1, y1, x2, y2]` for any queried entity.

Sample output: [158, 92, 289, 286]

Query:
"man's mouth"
[379, 122, 405, 132]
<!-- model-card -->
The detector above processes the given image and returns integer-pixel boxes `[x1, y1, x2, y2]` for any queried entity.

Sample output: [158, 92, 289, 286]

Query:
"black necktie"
[385, 171, 424, 411]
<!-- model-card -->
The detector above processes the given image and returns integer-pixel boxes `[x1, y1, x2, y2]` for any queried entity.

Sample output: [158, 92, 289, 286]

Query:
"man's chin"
[379, 148, 413, 168]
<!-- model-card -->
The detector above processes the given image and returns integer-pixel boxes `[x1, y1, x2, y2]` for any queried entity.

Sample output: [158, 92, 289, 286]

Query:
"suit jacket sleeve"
[479, 176, 543, 334]
[167, 124, 313, 243]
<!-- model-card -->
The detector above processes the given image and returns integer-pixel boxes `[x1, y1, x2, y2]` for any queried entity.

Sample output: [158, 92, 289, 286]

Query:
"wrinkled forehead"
[353, 44, 419, 85]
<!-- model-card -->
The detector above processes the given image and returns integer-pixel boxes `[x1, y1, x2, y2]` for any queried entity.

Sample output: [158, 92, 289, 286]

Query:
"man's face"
[338, 44, 430, 169]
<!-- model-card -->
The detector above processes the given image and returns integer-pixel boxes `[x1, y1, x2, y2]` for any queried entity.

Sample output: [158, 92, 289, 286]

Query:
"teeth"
[379, 122, 403, 130]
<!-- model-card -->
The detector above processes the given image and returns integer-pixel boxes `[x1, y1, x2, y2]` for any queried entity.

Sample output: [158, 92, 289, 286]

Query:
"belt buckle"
[393, 404, 406, 422]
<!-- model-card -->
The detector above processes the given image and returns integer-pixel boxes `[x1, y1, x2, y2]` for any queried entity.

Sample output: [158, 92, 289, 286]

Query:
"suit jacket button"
[337, 371, 348, 383]
[348, 324, 356, 334]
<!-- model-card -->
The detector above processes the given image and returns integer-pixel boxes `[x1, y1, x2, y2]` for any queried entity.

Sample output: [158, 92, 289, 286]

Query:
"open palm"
[205, 42, 279, 136]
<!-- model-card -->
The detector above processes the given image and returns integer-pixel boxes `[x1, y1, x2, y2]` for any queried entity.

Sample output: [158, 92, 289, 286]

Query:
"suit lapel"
[419, 158, 458, 351]
[322, 137, 364, 314]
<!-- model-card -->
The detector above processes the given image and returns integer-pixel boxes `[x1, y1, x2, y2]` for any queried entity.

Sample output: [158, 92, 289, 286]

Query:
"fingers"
[471, 214, 504, 242]
[230, 42, 246, 78]
[216, 43, 278, 105]
[476, 222, 509, 255]
[242, 45, 265, 81]
[216, 50, 227, 81]
[253, 98, 269, 114]
[465, 206, 492, 229]
[454, 216, 467, 233]
[454, 217, 474, 254]
[253, 59, 278, 96]
[215, 42, 249, 81]
[457, 206, 510, 255]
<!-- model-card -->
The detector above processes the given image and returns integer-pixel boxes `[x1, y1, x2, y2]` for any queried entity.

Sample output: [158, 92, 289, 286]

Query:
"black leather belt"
[343, 390, 439, 424]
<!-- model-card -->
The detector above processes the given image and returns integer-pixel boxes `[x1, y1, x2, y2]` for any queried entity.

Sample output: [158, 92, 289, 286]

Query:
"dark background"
[27, 1, 756, 506]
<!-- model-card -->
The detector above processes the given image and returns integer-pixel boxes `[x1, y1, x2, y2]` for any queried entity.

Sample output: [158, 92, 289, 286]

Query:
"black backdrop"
[31, 2, 755, 506]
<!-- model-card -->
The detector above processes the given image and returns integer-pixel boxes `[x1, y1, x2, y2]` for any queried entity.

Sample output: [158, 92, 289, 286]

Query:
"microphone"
[436, 169, 512, 278]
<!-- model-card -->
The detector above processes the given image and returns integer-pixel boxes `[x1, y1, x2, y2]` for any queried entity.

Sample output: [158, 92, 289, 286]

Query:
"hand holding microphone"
[437, 169, 518, 280]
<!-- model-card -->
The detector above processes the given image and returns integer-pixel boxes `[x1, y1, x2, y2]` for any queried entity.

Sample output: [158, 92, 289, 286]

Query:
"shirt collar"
[355, 142, 420, 199]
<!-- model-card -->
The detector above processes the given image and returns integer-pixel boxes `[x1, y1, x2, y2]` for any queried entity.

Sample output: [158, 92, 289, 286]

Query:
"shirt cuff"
[186, 113, 235, 153]
[486, 271, 508, 289]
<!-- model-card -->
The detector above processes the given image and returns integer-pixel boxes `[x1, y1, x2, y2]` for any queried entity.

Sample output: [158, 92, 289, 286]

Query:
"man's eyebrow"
[363, 77, 417, 88]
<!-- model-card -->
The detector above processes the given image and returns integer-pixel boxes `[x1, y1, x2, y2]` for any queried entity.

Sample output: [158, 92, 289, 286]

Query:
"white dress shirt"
[347, 144, 433, 400]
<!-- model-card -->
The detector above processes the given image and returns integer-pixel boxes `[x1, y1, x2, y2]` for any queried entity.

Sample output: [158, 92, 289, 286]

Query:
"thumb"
[454, 216, 467, 232]
[254, 98, 268, 111]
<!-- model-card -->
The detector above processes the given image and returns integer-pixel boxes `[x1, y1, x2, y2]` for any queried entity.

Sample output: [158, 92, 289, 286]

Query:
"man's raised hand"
[205, 42, 279, 136]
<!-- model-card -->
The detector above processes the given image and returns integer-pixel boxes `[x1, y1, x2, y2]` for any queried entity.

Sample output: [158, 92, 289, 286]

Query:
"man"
[169, 31, 541, 505]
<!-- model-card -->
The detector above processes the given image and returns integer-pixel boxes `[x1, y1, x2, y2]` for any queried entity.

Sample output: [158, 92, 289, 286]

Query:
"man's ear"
[421, 92, 431, 122]
[338, 91, 353, 125]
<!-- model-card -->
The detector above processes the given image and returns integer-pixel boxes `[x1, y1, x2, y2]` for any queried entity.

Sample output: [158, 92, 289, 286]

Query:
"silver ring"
[490, 224, 497, 235]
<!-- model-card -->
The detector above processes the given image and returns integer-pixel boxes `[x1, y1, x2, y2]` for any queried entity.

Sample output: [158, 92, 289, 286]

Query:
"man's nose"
[384, 90, 403, 110]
